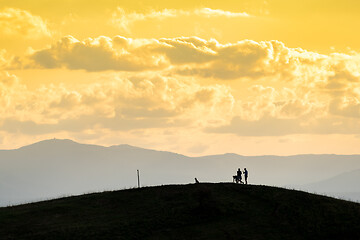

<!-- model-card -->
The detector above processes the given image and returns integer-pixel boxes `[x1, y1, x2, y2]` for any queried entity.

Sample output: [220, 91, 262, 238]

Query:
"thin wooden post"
[137, 169, 140, 188]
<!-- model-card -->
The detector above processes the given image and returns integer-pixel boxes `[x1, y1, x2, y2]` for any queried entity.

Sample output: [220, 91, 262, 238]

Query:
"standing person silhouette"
[244, 168, 248, 184]
[237, 168, 243, 184]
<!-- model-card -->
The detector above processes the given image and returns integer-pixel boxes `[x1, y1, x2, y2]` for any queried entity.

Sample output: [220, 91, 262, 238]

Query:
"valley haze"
[0, 138, 359, 206]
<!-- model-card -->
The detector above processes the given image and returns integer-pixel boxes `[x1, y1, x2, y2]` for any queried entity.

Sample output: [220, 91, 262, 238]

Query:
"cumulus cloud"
[208, 77, 360, 136]
[0, 8, 51, 39]
[28, 35, 168, 71]
[19, 35, 332, 81]
[16, 36, 319, 78]
[0, 71, 27, 123]
[6, 35, 360, 136]
[111, 7, 250, 32]
[0, 72, 234, 135]
[329, 97, 360, 118]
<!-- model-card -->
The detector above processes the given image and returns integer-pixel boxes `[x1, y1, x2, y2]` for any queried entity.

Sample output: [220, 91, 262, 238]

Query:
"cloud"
[329, 97, 360, 118]
[0, 72, 234, 135]
[111, 7, 250, 32]
[0, 50, 7, 68]
[170, 38, 280, 79]
[193, 8, 250, 18]
[0, 71, 28, 123]
[0, 71, 19, 86]
[6, 35, 360, 137]
[19, 35, 330, 81]
[205, 64, 360, 136]
[28, 35, 168, 71]
[0, 8, 51, 39]
[15, 36, 314, 78]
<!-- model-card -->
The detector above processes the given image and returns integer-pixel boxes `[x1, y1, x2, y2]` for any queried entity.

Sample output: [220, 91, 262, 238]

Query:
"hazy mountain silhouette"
[300, 169, 360, 202]
[1, 139, 360, 206]
[1, 183, 359, 240]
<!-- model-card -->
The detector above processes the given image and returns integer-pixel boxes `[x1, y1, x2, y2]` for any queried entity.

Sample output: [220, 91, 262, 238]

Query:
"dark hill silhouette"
[0, 183, 359, 240]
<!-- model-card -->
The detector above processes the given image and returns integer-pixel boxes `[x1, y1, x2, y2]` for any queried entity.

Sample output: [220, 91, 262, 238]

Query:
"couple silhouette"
[233, 168, 248, 184]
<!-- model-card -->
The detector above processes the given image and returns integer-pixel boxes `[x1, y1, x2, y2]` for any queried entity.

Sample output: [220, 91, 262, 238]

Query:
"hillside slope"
[0, 183, 359, 240]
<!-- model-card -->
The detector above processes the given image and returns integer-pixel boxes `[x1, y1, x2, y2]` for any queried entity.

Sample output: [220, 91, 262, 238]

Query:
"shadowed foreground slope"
[0, 183, 359, 240]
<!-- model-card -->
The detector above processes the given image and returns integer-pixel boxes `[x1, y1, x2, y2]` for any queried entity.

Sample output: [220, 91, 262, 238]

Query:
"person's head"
[238, 168, 240, 171]
[244, 168, 247, 170]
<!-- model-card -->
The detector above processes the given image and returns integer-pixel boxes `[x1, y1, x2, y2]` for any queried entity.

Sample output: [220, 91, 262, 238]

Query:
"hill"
[0, 183, 359, 240]
[1, 139, 360, 206]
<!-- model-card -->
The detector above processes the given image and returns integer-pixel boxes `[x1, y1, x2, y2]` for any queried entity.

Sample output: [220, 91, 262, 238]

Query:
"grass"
[0, 183, 359, 240]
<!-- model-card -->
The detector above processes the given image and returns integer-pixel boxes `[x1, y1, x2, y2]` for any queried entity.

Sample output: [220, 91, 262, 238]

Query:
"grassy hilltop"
[0, 183, 359, 240]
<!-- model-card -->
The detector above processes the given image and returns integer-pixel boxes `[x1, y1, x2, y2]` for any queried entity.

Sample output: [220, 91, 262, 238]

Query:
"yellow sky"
[0, 0, 360, 155]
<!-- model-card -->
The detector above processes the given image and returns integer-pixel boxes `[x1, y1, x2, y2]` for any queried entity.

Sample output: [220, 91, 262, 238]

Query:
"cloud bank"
[0, 71, 234, 135]
[2, 35, 360, 138]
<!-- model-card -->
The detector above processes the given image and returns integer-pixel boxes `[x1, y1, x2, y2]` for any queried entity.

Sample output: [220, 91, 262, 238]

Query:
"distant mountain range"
[1, 139, 360, 206]
[298, 169, 360, 202]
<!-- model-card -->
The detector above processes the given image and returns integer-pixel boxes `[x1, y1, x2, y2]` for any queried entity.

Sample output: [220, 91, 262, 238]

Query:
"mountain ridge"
[1, 138, 360, 206]
[301, 169, 360, 192]
[3, 138, 360, 158]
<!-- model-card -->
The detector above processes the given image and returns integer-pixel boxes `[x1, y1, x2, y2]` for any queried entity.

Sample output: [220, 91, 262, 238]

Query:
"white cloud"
[0, 8, 51, 39]
[0, 72, 234, 135]
[28, 35, 168, 71]
[111, 7, 250, 32]
[16, 36, 319, 78]
[6, 35, 360, 136]
[194, 8, 250, 18]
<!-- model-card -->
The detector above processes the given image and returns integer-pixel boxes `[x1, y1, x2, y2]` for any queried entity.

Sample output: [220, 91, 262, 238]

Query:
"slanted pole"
[137, 169, 140, 188]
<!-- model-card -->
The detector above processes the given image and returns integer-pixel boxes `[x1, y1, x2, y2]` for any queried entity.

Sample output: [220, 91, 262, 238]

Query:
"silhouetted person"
[195, 178, 200, 184]
[237, 168, 243, 184]
[244, 168, 248, 184]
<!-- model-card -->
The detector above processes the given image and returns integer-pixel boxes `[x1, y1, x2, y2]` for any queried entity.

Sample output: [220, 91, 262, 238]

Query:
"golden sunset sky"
[1, 0, 360, 155]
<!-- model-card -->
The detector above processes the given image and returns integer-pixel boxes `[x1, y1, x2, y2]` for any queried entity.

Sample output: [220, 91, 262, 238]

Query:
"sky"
[0, 0, 360, 156]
